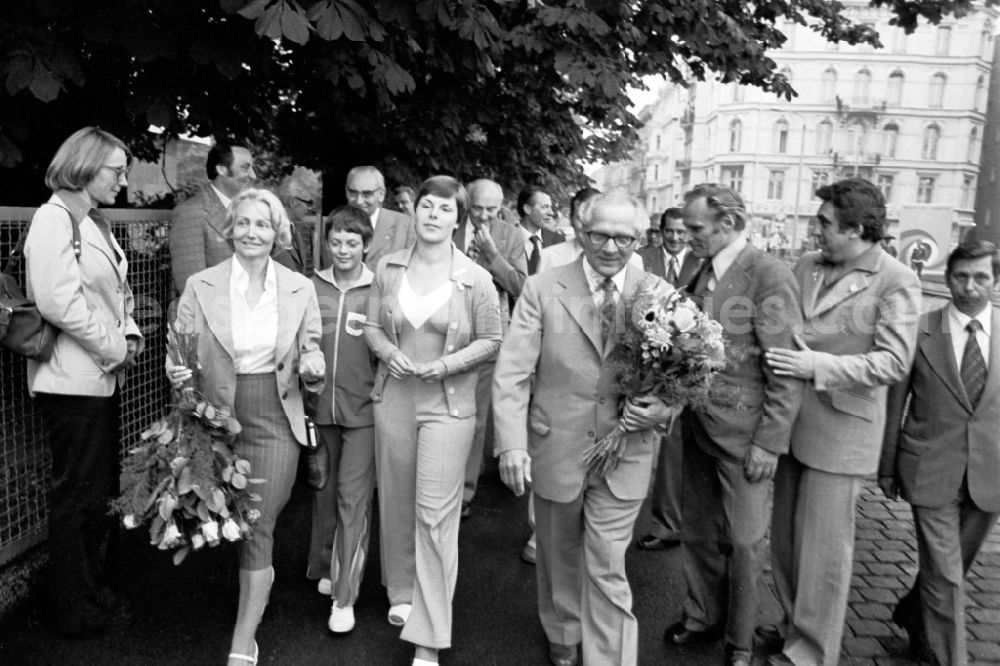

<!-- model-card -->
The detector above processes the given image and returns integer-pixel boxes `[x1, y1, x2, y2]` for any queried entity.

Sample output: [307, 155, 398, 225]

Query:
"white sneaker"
[317, 578, 332, 596]
[388, 603, 412, 626]
[327, 602, 355, 633]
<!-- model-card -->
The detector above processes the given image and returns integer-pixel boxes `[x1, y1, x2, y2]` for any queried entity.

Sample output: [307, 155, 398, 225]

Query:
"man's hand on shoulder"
[744, 444, 779, 483]
[499, 449, 532, 496]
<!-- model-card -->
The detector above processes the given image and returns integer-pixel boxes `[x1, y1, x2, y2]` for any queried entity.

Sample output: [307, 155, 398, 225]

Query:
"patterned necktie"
[666, 255, 679, 285]
[599, 277, 616, 345]
[528, 235, 541, 275]
[961, 319, 987, 408]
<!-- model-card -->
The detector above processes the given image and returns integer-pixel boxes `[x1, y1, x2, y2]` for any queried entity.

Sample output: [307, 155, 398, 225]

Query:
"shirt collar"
[230, 257, 276, 298]
[711, 234, 747, 280]
[949, 303, 992, 338]
[370, 208, 381, 229]
[52, 190, 96, 226]
[211, 184, 232, 209]
[664, 246, 687, 266]
[582, 256, 627, 295]
[317, 264, 375, 291]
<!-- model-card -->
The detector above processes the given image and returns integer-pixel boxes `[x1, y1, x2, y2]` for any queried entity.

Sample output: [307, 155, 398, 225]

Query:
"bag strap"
[3, 202, 81, 276]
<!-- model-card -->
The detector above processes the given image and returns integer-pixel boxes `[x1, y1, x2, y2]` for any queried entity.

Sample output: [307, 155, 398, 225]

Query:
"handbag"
[0, 204, 80, 361]
[301, 414, 330, 491]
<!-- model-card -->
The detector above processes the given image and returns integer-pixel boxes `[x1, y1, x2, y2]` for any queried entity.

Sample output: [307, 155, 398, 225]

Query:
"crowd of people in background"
[21, 127, 1000, 666]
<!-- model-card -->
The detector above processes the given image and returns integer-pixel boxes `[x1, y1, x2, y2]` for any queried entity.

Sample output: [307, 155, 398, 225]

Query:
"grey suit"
[169, 183, 232, 293]
[881, 306, 1000, 666]
[363, 207, 415, 270]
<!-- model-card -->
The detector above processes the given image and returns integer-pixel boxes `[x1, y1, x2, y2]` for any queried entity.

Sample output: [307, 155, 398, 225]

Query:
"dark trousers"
[36, 390, 121, 635]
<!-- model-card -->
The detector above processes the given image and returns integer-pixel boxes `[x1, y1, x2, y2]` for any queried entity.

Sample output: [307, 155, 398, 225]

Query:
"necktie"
[666, 255, 679, 285]
[599, 277, 616, 345]
[528, 235, 541, 275]
[961, 319, 987, 408]
[692, 262, 714, 297]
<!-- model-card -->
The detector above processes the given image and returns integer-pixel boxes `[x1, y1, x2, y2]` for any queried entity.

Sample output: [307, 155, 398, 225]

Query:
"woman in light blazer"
[365, 176, 502, 666]
[24, 127, 144, 636]
[168, 188, 324, 666]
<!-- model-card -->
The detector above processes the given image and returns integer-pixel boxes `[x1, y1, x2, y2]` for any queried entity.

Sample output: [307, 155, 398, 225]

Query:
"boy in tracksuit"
[305, 206, 377, 634]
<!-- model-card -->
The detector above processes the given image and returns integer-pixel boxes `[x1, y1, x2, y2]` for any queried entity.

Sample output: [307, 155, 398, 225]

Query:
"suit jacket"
[169, 183, 232, 294]
[688, 244, 803, 461]
[173, 258, 325, 445]
[541, 226, 566, 248]
[364, 246, 502, 418]
[638, 247, 701, 287]
[25, 192, 143, 397]
[453, 219, 527, 325]
[790, 247, 921, 475]
[492, 257, 664, 502]
[272, 220, 314, 275]
[364, 207, 415, 270]
[881, 306, 1000, 510]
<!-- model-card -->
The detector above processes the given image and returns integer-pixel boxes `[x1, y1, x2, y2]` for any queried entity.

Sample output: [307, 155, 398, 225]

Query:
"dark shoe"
[461, 501, 472, 519]
[637, 533, 681, 551]
[891, 599, 933, 660]
[548, 642, 579, 666]
[754, 624, 784, 654]
[766, 654, 794, 666]
[724, 644, 752, 666]
[664, 620, 724, 645]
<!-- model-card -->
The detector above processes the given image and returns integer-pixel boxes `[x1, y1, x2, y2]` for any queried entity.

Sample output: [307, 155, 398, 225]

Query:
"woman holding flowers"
[24, 127, 143, 636]
[168, 188, 324, 666]
[365, 176, 501, 666]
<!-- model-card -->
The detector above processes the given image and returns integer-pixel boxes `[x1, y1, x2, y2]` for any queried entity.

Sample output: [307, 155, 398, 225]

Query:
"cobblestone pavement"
[834, 480, 1000, 665]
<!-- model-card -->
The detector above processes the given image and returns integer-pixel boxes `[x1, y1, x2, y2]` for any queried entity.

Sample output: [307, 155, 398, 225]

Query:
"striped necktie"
[599, 277, 616, 345]
[961, 319, 987, 408]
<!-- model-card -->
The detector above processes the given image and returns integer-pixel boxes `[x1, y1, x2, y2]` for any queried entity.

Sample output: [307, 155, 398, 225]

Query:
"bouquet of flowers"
[583, 282, 728, 477]
[110, 328, 262, 565]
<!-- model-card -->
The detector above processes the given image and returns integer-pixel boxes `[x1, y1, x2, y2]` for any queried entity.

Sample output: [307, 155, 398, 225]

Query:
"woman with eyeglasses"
[365, 175, 501, 665]
[23, 127, 143, 636]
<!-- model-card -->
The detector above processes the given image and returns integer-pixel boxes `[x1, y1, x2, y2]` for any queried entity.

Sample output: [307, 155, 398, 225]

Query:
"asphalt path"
[0, 463, 762, 665]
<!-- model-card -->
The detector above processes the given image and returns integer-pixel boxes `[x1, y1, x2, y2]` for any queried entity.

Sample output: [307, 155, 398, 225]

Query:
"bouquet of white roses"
[110, 328, 262, 565]
[583, 282, 728, 477]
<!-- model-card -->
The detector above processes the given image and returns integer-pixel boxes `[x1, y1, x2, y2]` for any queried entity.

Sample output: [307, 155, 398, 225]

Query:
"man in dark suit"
[169, 142, 255, 293]
[455, 178, 528, 517]
[763, 177, 921, 666]
[494, 192, 674, 666]
[880, 241, 1000, 666]
[517, 185, 565, 275]
[664, 184, 803, 666]
[345, 166, 415, 269]
[636, 206, 702, 551]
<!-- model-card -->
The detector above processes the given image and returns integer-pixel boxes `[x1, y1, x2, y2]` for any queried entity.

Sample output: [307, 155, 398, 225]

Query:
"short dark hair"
[814, 178, 885, 242]
[684, 183, 749, 231]
[646, 228, 662, 240]
[417, 175, 468, 224]
[517, 184, 547, 218]
[946, 240, 1000, 278]
[570, 187, 601, 223]
[324, 205, 373, 245]
[207, 142, 247, 180]
[394, 185, 416, 199]
[659, 207, 684, 230]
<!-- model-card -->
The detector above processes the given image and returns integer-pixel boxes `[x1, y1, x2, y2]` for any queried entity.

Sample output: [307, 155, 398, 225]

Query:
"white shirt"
[370, 208, 381, 231]
[539, 240, 643, 274]
[948, 303, 992, 371]
[709, 234, 748, 291]
[582, 258, 627, 307]
[230, 258, 278, 374]
[211, 184, 232, 209]
[399, 275, 452, 330]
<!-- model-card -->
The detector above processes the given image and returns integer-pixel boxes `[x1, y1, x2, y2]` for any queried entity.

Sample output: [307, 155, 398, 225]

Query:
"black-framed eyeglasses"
[584, 231, 637, 249]
[102, 164, 128, 179]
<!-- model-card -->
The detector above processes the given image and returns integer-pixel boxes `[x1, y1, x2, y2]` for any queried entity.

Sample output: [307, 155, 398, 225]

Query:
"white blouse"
[399, 275, 452, 330]
[230, 258, 278, 374]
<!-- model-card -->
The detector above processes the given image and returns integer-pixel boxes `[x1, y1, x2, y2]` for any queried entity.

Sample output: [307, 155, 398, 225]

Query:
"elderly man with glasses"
[345, 165, 415, 269]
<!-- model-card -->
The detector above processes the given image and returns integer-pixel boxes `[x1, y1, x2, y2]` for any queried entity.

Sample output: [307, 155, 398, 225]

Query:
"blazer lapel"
[275, 268, 305, 361]
[812, 271, 871, 318]
[975, 306, 1000, 412]
[799, 259, 824, 320]
[556, 259, 602, 357]
[921, 309, 971, 411]
[194, 261, 236, 360]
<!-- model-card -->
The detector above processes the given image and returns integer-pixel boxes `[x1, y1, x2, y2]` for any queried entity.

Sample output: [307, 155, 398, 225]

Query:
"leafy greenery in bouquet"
[583, 283, 731, 477]
[110, 329, 262, 565]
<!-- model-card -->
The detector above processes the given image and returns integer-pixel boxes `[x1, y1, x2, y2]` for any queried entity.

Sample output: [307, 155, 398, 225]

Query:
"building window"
[929, 73, 946, 109]
[811, 171, 830, 196]
[732, 84, 744, 103]
[917, 176, 935, 204]
[820, 69, 837, 103]
[968, 127, 981, 163]
[976, 75, 986, 112]
[721, 165, 744, 193]
[892, 30, 907, 54]
[887, 71, 904, 106]
[882, 123, 899, 158]
[650, 195, 659, 212]
[983, 23, 993, 59]
[773, 119, 789, 154]
[853, 69, 872, 106]
[922, 125, 941, 160]
[962, 175, 975, 209]
[936, 26, 952, 56]
[847, 120, 868, 156]
[768, 170, 786, 200]
[877, 174, 894, 203]
[815, 119, 833, 154]
[655, 134, 662, 151]
[729, 119, 742, 152]
[653, 163, 660, 182]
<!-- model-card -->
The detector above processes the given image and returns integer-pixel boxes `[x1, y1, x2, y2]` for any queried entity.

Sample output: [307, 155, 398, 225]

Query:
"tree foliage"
[0, 0, 993, 204]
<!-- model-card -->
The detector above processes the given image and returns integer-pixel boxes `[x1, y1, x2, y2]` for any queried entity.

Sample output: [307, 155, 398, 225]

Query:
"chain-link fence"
[0, 207, 174, 568]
